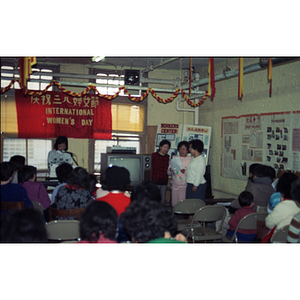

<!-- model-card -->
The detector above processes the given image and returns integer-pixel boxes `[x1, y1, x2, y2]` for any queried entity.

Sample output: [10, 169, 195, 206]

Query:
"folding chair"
[48, 207, 84, 221]
[222, 212, 268, 243]
[31, 200, 45, 215]
[46, 220, 80, 241]
[182, 205, 227, 243]
[270, 225, 289, 243]
[173, 199, 206, 232]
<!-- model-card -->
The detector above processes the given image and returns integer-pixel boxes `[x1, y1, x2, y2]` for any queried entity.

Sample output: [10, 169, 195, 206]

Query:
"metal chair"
[46, 220, 80, 241]
[182, 205, 227, 243]
[31, 200, 45, 215]
[256, 206, 268, 213]
[222, 212, 268, 243]
[1, 201, 25, 211]
[270, 225, 289, 243]
[173, 199, 206, 231]
[48, 207, 84, 221]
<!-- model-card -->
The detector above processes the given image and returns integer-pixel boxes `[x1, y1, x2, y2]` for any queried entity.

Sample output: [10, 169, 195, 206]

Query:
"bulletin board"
[221, 110, 300, 180]
[155, 123, 212, 164]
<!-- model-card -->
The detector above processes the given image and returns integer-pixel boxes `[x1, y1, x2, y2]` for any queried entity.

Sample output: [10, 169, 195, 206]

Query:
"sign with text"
[15, 90, 112, 139]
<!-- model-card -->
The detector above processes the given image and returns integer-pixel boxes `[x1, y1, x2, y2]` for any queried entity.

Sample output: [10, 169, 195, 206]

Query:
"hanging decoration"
[19, 57, 36, 91]
[238, 58, 243, 100]
[189, 57, 192, 96]
[1, 79, 210, 108]
[268, 58, 272, 97]
[208, 58, 216, 100]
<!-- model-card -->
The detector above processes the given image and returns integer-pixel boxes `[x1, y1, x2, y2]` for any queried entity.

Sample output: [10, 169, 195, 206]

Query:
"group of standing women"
[151, 139, 207, 207]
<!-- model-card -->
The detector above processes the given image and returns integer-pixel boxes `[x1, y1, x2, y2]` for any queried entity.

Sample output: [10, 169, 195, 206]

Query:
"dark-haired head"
[101, 166, 130, 192]
[291, 178, 300, 202]
[1, 162, 16, 182]
[276, 172, 299, 199]
[9, 155, 25, 170]
[54, 136, 68, 151]
[131, 181, 162, 202]
[55, 163, 73, 183]
[263, 165, 276, 181]
[0, 209, 48, 243]
[122, 200, 177, 242]
[177, 141, 189, 152]
[80, 201, 118, 242]
[189, 139, 204, 154]
[18, 165, 37, 184]
[159, 139, 171, 149]
[67, 167, 90, 190]
[238, 191, 254, 207]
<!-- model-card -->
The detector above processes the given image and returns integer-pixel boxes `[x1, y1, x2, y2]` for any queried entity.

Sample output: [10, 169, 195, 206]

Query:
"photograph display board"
[221, 111, 300, 180]
[155, 123, 212, 164]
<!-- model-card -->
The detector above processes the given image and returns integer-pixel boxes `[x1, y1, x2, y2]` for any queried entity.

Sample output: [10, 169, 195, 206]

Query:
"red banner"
[15, 90, 112, 139]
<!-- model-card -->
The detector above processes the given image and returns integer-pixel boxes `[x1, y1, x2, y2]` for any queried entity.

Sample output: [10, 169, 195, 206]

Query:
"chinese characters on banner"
[15, 90, 112, 139]
[221, 111, 300, 180]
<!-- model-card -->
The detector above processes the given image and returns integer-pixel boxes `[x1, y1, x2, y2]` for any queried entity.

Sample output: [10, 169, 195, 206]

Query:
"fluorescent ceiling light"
[92, 56, 105, 62]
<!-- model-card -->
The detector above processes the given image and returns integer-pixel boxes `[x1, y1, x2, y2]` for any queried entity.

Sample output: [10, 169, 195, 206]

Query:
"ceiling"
[34, 56, 228, 73]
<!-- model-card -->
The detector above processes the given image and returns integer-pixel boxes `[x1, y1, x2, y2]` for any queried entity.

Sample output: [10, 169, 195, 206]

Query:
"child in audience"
[226, 191, 257, 242]
[18, 165, 51, 209]
[96, 166, 131, 217]
[79, 201, 118, 243]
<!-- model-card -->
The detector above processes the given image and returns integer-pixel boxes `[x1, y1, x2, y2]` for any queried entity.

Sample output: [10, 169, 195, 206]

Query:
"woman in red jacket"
[151, 139, 170, 204]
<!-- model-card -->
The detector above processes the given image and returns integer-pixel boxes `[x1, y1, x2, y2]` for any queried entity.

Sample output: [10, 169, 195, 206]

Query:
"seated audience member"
[131, 181, 162, 202]
[79, 201, 118, 243]
[122, 200, 186, 243]
[51, 163, 73, 202]
[89, 174, 99, 201]
[245, 163, 261, 190]
[230, 164, 275, 211]
[96, 166, 131, 217]
[1, 162, 33, 212]
[226, 191, 257, 242]
[116, 181, 162, 243]
[51, 167, 92, 215]
[9, 155, 25, 184]
[0, 209, 48, 242]
[18, 165, 51, 209]
[267, 172, 298, 213]
[287, 212, 300, 243]
[286, 178, 300, 243]
[266, 178, 300, 233]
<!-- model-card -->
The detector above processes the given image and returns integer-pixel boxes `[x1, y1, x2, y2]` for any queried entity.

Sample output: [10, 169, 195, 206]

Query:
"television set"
[100, 153, 151, 187]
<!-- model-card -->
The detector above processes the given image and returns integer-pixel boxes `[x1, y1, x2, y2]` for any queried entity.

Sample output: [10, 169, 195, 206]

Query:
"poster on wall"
[182, 124, 212, 164]
[155, 123, 183, 155]
[221, 111, 300, 180]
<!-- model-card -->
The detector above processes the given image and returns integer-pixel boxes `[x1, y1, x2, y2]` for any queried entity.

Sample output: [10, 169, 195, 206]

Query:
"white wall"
[196, 58, 300, 196]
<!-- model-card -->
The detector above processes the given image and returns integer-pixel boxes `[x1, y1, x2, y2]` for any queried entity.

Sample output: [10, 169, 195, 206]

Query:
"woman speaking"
[47, 136, 73, 178]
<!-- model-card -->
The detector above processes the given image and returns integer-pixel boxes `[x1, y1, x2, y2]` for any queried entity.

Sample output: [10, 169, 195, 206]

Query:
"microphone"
[66, 151, 79, 166]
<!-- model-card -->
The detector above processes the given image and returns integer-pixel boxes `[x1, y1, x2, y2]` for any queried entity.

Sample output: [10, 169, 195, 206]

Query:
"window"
[3, 138, 52, 171]
[1, 64, 54, 91]
[28, 68, 53, 91]
[94, 134, 140, 172]
[1, 66, 20, 89]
